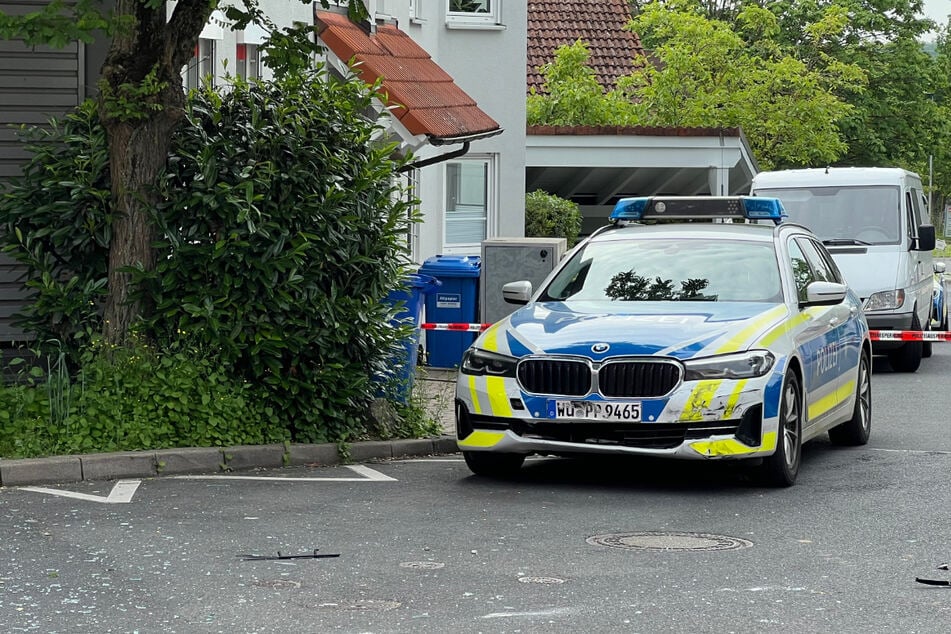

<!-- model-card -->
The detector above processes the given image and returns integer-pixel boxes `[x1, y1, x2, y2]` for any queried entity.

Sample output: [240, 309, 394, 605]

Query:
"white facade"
[185, 0, 527, 265]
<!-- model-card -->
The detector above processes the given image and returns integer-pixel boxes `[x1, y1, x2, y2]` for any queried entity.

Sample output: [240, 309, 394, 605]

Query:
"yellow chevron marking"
[485, 376, 512, 417]
[690, 431, 777, 456]
[480, 323, 503, 353]
[757, 311, 812, 348]
[808, 379, 855, 420]
[680, 380, 723, 422]
[467, 375, 482, 415]
[458, 430, 505, 448]
[715, 305, 788, 354]
[723, 379, 748, 418]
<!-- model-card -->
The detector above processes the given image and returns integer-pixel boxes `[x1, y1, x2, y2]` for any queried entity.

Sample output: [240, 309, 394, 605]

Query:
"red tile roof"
[527, 0, 647, 94]
[315, 11, 501, 144]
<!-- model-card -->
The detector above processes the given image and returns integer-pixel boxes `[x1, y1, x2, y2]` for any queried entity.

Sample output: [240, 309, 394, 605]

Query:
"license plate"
[549, 400, 642, 422]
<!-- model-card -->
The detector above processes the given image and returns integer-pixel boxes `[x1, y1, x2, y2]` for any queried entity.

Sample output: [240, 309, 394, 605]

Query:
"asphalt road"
[3, 348, 951, 633]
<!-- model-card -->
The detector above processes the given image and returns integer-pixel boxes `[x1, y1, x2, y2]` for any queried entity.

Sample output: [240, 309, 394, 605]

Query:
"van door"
[907, 188, 933, 329]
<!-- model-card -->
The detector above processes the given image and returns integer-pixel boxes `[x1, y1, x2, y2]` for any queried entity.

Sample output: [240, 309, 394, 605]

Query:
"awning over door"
[316, 10, 502, 155]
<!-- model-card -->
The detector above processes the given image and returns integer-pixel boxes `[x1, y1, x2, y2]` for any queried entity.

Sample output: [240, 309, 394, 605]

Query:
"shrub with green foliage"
[0, 100, 110, 360]
[524, 189, 582, 247]
[139, 69, 416, 443]
[0, 65, 425, 450]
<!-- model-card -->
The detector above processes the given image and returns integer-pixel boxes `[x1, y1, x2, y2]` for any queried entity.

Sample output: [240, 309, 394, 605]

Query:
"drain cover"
[586, 531, 753, 552]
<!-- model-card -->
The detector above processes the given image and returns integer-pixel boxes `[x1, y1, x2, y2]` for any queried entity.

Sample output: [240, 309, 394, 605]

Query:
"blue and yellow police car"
[455, 196, 871, 487]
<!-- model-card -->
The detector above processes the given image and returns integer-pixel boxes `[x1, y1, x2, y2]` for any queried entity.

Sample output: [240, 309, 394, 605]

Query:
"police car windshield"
[542, 238, 783, 303]
[754, 185, 901, 245]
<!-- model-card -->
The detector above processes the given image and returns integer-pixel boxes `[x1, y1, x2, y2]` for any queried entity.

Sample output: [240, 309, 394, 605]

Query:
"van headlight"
[683, 350, 775, 380]
[864, 289, 905, 312]
[461, 348, 518, 378]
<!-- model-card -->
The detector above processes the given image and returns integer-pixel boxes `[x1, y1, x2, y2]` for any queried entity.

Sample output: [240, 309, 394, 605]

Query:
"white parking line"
[173, 464, 397, 482]
[21, 479, 141, 504]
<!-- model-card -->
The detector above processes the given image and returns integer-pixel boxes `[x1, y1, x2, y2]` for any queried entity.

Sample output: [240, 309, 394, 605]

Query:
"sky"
[924, 0, 951, 26]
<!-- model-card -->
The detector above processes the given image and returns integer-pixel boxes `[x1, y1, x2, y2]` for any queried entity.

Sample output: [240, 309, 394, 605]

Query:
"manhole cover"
[252, 579, 302, 589]
[400, 561, 446, 570]
[586, 531, 753, 552]
[518, 576, 567, 585]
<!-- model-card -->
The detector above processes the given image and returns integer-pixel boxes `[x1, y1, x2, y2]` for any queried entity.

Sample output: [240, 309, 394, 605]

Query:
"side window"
[447, 0, 501, 26]
[910, 188, 927, 226]
[787, 239, 815, 303]
[800, 238, 843, 284]
[906, 192, 917, 241]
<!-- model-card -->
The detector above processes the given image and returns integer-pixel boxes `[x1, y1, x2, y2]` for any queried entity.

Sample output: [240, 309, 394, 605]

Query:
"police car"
[455, 196, 871, 487]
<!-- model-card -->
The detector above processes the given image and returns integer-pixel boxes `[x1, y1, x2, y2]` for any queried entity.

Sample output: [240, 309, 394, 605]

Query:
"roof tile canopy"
[527, 0, 647, 94]
[316, 11, 501, 145]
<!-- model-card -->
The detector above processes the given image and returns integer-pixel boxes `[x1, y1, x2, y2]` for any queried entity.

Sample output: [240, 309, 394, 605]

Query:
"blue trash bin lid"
[418, 255, 481, 278]
[406, 273, 441, 294]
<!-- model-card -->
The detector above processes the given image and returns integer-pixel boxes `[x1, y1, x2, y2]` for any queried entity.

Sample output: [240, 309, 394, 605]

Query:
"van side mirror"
[915, 224, 936, 252]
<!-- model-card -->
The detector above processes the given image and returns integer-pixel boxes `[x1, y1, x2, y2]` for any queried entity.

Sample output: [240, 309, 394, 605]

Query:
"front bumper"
[454, 372, 783, 461]
[866, 310, 916, 351]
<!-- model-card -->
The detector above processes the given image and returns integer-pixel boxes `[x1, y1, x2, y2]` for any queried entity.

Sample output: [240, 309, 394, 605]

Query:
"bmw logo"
[591, 343, 610, 353]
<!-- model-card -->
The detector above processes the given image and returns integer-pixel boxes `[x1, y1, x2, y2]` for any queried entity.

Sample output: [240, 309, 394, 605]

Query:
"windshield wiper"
[822, 238, 870, 246]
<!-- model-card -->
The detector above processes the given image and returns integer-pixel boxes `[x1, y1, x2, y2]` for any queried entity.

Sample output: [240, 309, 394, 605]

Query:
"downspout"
[398, 142, 470, 172]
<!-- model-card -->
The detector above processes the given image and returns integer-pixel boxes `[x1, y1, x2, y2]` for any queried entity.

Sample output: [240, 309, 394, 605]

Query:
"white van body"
[751, 167, 935, 372]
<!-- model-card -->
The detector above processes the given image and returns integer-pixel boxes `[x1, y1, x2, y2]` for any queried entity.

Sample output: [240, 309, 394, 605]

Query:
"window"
[184, 38, 216, 90]
[447, 0, 500, 26]
[797, 238, 841, 284]
[236, 43, 261, 81]
[787, 240, 815, 303]
[445, 157, 493, 249]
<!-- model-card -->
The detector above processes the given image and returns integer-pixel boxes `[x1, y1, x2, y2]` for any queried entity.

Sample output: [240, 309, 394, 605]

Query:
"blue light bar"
[740, 196, 786, 221]
[609, 197, 651, 221]
[609, 196, 786, 224]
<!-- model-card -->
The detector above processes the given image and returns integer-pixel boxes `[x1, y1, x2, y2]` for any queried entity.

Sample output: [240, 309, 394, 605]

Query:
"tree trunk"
[98, 0, 216, 345]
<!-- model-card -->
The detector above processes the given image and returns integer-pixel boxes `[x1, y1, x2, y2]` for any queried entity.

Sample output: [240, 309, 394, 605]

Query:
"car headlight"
[683, 350, 775, 380]
[460, 348, 518, 378]
[864, 289, 905, 312]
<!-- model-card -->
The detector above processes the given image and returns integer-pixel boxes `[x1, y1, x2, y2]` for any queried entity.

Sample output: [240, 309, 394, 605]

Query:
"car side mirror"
[915, 224, 936, 252]
[936, 261, 947, 274]
[802, 281, 847, 307]
[502, 280, 533, 305]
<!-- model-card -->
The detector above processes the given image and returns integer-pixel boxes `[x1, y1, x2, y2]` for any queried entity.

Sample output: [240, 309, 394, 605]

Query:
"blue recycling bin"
[382, 273, 441, 402]
[418, 255, 481, 368]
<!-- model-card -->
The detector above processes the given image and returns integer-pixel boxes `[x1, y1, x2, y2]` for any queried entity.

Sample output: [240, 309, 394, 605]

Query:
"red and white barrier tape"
[869, 330, 951, 342]
[420, 325, 951, 341]
[421, 323, 492, 332]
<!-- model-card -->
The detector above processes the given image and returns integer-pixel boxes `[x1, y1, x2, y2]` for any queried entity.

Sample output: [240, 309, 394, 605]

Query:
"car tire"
[828, 350, 871, 446]
[758, 372, 802, 487]
[463, 451, 525, 478]
[888, 313, 923, 372]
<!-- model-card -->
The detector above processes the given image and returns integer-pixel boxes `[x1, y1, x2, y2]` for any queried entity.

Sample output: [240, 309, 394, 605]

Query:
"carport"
[526, 125, 759, 234]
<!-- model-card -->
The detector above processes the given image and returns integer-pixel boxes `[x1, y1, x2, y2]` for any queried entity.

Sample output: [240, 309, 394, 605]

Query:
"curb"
[0, 436, 461, 488]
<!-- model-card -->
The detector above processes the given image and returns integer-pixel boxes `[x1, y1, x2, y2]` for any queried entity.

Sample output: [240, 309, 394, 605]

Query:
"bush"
[0, 340, 285, 459]
[524, 189, 582, 247]
[0, 66, 426, 451]
[139, 69, 416, 443]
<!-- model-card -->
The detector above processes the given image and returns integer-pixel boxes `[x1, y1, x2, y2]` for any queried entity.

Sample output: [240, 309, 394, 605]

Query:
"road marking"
[173, 464, 397, 482]
[482, 607, 574, 619]
[21, 479, 141, 504]
[870, 448, 951, 455]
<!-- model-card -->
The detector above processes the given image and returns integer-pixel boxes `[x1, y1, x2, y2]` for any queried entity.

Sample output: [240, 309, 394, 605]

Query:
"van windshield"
[755, 185, 901, 246]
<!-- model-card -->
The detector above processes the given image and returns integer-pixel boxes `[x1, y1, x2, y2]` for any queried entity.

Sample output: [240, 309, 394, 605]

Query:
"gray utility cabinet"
[480, 237, 567, 324]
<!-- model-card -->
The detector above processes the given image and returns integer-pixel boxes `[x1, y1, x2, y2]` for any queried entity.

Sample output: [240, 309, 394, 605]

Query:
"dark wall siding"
[0, 1, 106, 344]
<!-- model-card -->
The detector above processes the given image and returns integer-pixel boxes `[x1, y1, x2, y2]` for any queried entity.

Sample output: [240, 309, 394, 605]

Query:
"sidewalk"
[0, 369, 461, 488]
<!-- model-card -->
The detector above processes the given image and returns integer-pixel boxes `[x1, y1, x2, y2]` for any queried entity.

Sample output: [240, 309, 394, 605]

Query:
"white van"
[751, 167, 936, 372]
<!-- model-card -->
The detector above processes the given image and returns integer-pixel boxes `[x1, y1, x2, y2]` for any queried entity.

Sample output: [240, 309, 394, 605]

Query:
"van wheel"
[888, 314, 923, 372]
